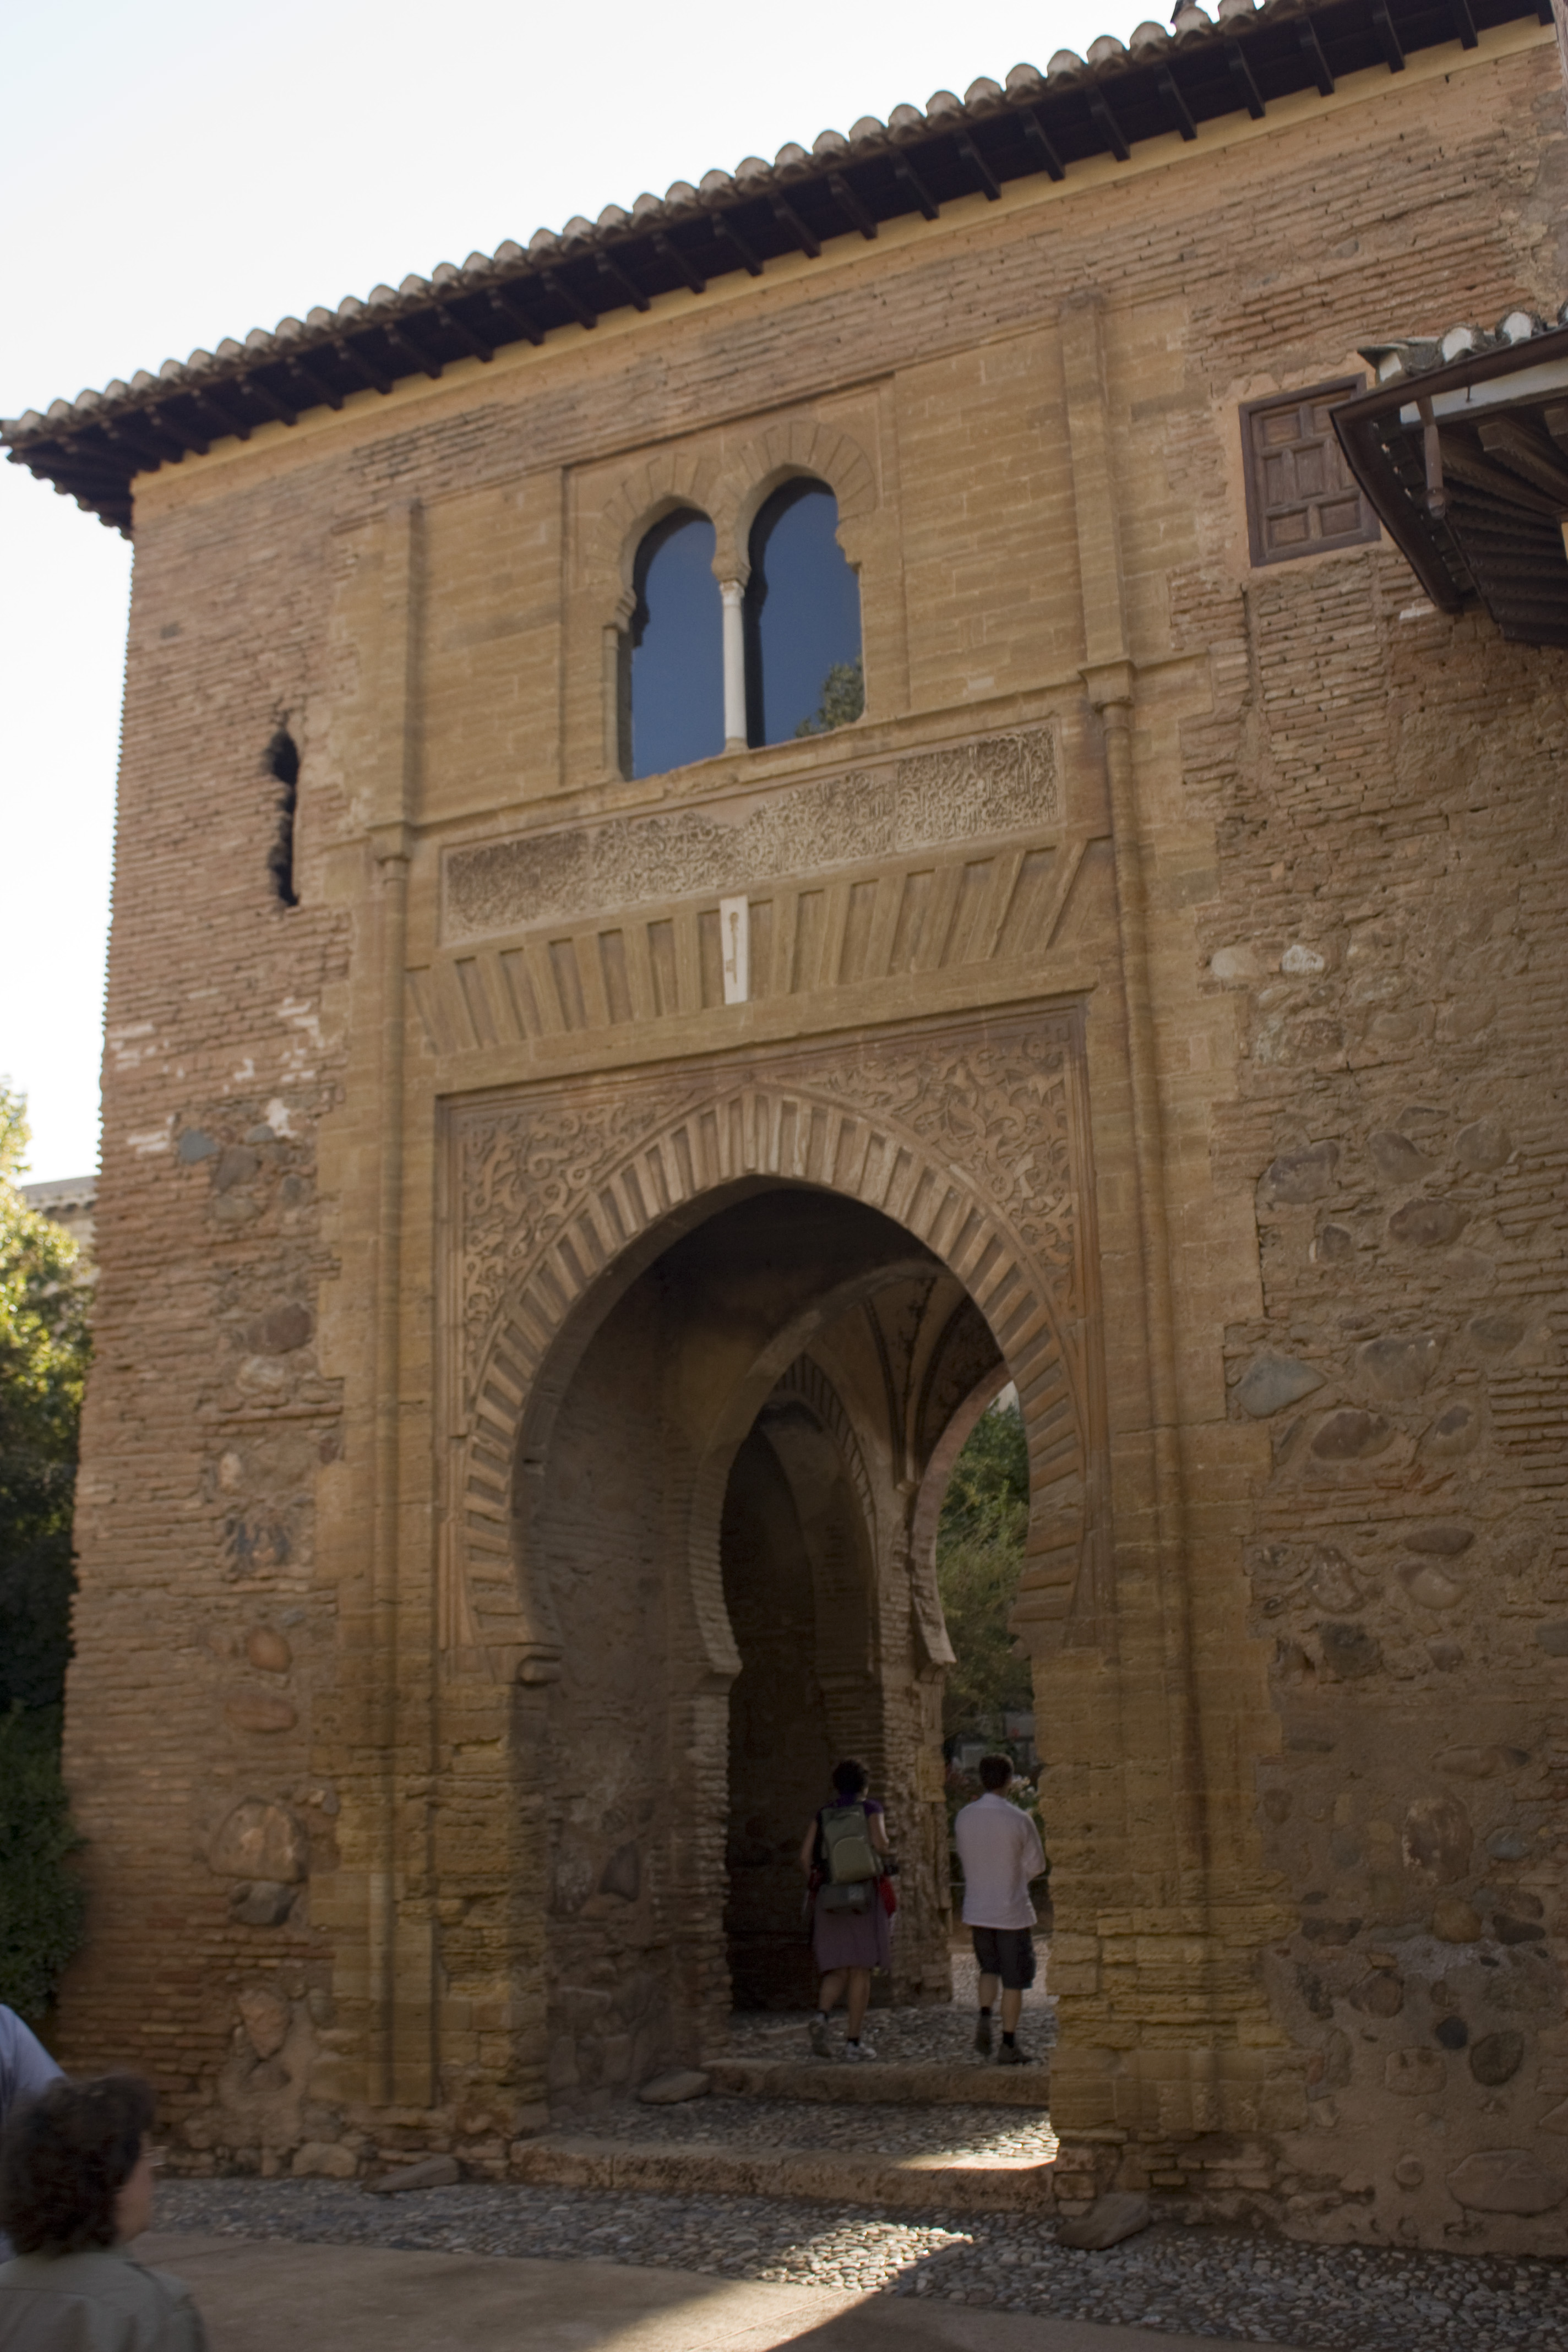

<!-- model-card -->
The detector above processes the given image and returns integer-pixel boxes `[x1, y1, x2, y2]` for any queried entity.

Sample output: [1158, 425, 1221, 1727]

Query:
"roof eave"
[4, 0, 1554, 533]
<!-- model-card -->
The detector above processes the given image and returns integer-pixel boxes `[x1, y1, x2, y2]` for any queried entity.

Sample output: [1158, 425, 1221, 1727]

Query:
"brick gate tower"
[6, 0, 1567, 2248]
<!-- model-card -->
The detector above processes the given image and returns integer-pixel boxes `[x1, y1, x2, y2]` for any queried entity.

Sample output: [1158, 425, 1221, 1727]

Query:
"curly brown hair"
[0, 2075, 155, 2255]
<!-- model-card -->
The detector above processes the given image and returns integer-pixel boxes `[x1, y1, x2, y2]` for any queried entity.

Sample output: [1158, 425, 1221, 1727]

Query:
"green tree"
[0, 1706, 86, 2021]
[0, 1084, 89, 2017]
[935, 1398, 1032, 1744]
[793, 655, 864, 737]
[0, 1088, 89, 1713]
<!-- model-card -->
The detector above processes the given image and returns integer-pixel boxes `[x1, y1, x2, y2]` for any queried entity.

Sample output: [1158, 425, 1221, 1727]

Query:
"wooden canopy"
[1333, 322, 1568, 649]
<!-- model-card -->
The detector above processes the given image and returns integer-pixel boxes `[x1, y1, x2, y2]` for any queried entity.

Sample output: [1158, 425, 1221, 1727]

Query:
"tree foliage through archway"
[935, 1397, 1031, 1748]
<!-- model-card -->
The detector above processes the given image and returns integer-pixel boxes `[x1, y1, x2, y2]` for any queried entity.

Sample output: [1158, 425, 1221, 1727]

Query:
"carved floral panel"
[442, 1005, 1106, 1674]
[443, 727, 1059, 943]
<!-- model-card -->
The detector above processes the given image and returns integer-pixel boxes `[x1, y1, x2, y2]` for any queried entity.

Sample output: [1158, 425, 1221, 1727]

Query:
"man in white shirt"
[952, 1755, 1047, 2065]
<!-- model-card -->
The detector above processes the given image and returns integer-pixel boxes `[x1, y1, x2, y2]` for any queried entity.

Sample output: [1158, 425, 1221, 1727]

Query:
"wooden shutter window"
[1242, 379, 1380, 565]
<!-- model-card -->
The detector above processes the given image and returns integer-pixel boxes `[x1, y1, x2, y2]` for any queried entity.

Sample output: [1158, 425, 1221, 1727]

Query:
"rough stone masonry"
[8, 0, 1566, 2255]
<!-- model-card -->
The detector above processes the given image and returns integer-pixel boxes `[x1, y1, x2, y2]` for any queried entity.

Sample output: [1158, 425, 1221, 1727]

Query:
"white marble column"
[720, 580, 747, 750]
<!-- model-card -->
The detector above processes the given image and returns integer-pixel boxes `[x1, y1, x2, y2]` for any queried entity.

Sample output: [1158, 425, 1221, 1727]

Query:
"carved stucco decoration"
[716, 417, 879, 579]
[586, 414, 878, 612]
[443, 726, 1059, 943]
[443, 1007, 1106, 1679]
[585, 445, 726, 627]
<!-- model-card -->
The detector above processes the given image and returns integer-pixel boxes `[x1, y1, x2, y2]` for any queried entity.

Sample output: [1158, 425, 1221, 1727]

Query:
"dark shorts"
[971, 1925, 1036, 1991]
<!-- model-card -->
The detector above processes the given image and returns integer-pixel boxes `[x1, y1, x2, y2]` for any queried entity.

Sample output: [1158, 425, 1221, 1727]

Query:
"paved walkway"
[141, 2233, 1300, 2352]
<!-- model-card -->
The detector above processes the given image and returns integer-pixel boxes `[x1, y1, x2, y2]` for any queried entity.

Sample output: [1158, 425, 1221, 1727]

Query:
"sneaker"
[808, 2018, 833, 2060]
[842, 2039, 876, 2062]
[974, 2013, 994, 2056]
[997, 2041, 1036, 2066]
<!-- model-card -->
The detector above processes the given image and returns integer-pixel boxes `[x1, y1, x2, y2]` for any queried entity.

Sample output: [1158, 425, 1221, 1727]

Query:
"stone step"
[704, 2056, 1049, 2106]
[510, 2133, 1056, 2215]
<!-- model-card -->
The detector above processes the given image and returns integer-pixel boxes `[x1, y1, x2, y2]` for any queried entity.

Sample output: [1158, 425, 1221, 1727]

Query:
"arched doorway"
[516, 1188, 1013, 2099]
[439, 1016, 1106, 2115]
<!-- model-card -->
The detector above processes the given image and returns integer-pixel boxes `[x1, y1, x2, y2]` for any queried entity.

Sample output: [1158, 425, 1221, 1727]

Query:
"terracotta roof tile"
[1360, 306, 1567, 383]
[3, 0, 1552, 532]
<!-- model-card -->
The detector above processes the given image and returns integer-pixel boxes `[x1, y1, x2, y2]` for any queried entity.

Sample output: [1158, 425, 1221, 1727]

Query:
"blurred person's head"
[831, 1759, 869, 1799]
[0, 2076, 157, 2255]
[978, 1755, 1013, 1792]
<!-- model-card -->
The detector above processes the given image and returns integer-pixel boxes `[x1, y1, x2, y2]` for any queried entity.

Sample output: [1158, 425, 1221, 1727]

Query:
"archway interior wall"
[519, 1277, 684, 2113]
[781, 1289, 1003, 2003]
[722, 1414, 853, 2014]
[722, 1309, 989, 2016]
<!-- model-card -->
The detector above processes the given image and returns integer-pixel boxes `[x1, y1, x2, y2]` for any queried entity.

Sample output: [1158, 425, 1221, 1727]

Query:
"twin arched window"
[624, 480, 862, 781]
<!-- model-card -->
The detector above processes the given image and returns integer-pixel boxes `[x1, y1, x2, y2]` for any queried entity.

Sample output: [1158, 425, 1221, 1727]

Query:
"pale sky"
[1, 0, 1114, 1183]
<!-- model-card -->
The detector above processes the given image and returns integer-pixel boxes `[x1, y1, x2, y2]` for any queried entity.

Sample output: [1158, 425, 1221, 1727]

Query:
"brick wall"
[1175, 551, 1568, 2240]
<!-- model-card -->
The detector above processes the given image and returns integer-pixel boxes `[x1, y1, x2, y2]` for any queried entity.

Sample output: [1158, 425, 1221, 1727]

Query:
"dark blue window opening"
[265, 729, 300, 908]
[743, 481, 862, 748]
[628, 509, 724, 781]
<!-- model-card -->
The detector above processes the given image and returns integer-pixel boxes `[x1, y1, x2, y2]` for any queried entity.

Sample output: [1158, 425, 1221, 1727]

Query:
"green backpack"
[819, 1804, 879, 1904]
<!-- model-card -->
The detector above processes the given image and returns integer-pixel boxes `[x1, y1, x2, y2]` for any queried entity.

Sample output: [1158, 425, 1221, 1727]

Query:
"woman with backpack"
[799, 1758, 894, 2061]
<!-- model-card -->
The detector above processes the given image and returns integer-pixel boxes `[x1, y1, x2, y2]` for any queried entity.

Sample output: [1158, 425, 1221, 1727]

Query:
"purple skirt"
[812, 1887, 894, 1973]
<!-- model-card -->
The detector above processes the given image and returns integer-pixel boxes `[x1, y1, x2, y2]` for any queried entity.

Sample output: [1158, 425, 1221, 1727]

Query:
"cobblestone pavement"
[153, 2180, 1568, 2350]
[579, 2093, 1056, 2161]
[723, 1951, 1058, 2068]
[723, 2008, 1059, 2065]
